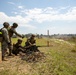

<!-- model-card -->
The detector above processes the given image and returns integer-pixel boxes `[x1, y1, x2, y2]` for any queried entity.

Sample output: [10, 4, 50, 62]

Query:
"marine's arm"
[11, 29, 23, 38]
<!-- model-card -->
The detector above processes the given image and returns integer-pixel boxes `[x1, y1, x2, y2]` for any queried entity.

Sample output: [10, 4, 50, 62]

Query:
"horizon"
[0, 0, 76, 35]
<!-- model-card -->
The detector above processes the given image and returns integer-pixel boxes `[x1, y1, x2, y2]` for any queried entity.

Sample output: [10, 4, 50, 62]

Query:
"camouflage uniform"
[25, 37, 36, 46]
[8, 26, 23, 42]
[1, 27, 10, 60]
[25, 35, 39, 53]
[8, 23, 23, 55]
[12, 39, 24, 55]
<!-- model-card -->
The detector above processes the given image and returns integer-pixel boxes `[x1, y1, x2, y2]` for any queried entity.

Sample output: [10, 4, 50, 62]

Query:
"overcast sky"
[0, 0, 76, 35]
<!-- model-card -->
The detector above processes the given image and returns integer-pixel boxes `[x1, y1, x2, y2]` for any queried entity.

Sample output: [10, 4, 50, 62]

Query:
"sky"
[0, 0, 76, 35]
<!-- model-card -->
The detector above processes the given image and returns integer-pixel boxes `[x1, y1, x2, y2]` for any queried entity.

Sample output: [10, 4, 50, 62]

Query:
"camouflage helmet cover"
[3, 22, 9, 26]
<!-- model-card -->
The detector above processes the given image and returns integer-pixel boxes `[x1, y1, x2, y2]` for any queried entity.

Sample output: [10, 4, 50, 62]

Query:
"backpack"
[0, 28, 3, 42]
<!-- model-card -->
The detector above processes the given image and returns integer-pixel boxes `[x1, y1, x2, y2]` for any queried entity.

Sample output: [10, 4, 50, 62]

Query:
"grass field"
[0, 38, 76, 75]
[11, 38, 47, 46]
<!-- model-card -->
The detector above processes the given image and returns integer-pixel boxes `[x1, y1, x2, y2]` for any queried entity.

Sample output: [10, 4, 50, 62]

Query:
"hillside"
[0, 38, 76, 75]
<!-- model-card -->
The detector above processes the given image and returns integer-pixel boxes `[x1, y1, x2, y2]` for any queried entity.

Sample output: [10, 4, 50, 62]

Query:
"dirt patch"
[0, 55, 31, 74]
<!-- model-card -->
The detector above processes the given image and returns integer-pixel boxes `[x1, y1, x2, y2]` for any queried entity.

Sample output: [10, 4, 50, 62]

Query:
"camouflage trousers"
[1, 41, 9, 57]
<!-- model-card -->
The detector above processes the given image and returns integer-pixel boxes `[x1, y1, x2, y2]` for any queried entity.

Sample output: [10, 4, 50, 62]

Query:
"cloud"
[0, 12, 30, 23]
[22, 7, 59, 23]
[0, 12, 36, 29]
[8, 2, 15, 5]
[0, 6, 76, 26]
[12, 12, 18, 15]
[19, 24, 37, 29]
[20, 7, 76, 23]
[18, 6, 24, 9]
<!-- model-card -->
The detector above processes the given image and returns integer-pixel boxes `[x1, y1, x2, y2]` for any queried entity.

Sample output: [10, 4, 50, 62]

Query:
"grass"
[28, 38, 76, 75]
[12, 38, 47, 46]
[0, 38, 76, 75]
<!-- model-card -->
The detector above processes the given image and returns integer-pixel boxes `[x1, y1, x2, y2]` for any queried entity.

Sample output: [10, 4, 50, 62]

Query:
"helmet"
[3, 22, 9, 26]
[31, 34, 35, 37]
[13, 23, 18, 27]
[17, 38, 22, 42]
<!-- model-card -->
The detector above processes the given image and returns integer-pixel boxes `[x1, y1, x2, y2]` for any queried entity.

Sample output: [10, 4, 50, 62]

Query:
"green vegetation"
[0, 38, 76, 75]
[11, 38, 26, 46]
[11, 38, 47, 46]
